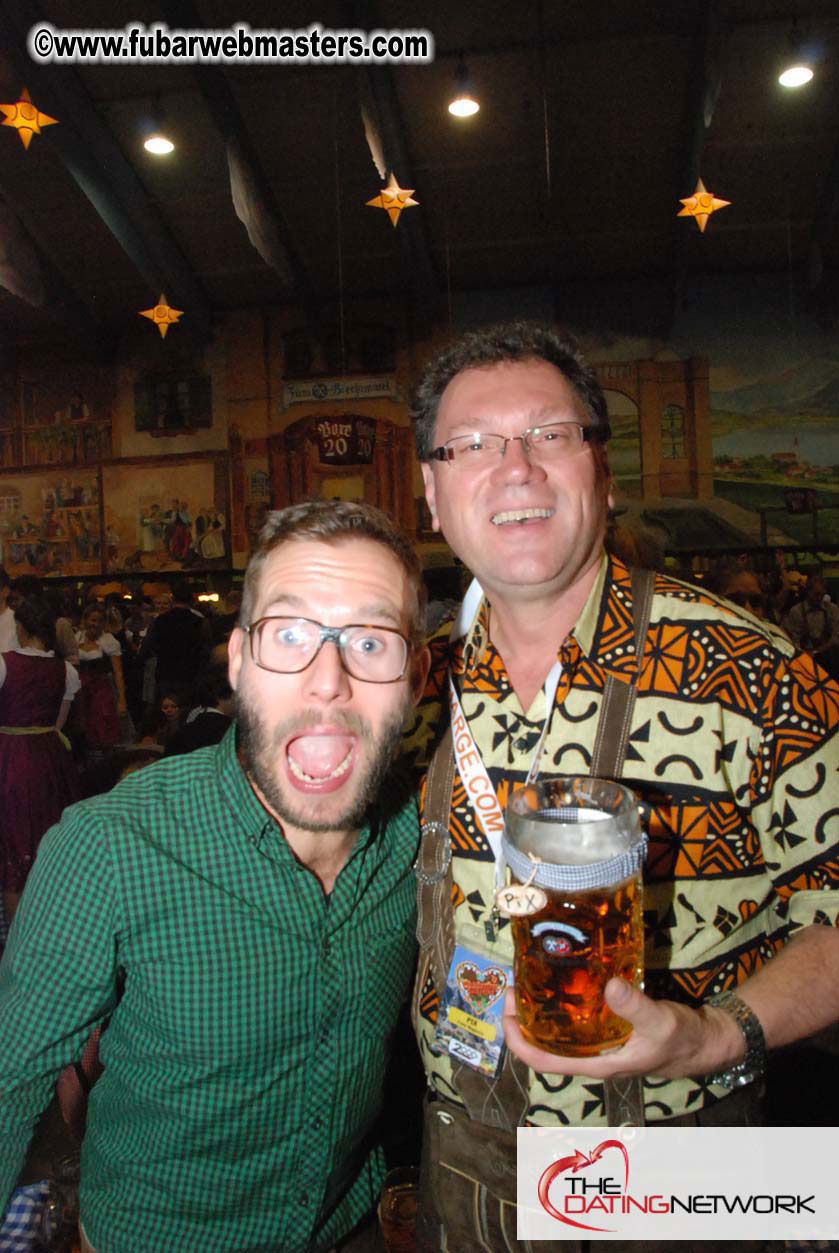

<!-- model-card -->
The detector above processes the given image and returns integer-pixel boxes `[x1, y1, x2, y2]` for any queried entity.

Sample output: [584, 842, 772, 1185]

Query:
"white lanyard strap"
[448, 580, 562, 883]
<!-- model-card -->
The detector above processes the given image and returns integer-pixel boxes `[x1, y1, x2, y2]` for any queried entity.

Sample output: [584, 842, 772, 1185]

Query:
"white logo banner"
[517, 1126, 839, 1241]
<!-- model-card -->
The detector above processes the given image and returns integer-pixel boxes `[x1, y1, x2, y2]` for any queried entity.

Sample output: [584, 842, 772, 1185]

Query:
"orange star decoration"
[0, 87, 58, 150]
[139, 293, 183, 338]
[677, 178, 730, 233]
[366, 172, 418, 228]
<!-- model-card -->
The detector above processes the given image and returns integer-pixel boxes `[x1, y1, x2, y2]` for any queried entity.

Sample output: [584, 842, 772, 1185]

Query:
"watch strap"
[705, 990, 767, 1089]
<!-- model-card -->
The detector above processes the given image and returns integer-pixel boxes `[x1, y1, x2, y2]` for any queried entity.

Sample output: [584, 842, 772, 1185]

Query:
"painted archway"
[595, 358, 712, 499]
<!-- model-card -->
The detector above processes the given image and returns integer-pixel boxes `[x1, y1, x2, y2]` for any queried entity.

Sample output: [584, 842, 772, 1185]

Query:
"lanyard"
[448, 579, 562, 886]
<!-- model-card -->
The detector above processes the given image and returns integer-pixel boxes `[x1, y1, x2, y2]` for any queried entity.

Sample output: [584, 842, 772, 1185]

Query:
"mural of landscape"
[580, 279, 839, 555]
[710, 362, 839, 546]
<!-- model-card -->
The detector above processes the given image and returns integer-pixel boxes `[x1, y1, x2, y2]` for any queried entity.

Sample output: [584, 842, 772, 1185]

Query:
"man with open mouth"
[0, 499, 430, 1253]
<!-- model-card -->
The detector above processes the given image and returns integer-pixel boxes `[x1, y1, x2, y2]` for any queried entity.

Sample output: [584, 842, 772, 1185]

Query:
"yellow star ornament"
[139, 293, 183, 338]
[366, 172, 418, 227]
[0, 87, 58, 150]
[678, 178, 730, 233]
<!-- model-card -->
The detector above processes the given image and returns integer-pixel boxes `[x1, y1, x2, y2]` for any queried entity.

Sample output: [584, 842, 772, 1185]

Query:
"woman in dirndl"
[0, 595, 81, 924]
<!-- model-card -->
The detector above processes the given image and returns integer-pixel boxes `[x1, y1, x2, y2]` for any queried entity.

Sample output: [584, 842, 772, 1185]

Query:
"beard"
[236, 693, 412, 835]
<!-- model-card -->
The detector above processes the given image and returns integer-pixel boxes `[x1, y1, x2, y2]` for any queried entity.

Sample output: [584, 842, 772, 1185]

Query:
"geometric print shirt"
[405, 552, 839, 1125]
[0, 726, 420, 1252]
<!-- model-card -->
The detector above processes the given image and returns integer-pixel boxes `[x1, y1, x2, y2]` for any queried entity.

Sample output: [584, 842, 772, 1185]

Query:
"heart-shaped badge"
[454, 961, 508, 1015]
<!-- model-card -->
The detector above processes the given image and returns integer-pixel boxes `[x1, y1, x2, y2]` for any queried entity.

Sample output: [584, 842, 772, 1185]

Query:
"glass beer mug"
[501, 776, 646, 1057]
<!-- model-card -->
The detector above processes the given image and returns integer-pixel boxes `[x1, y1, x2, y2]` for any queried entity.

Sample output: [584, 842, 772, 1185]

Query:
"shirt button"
[299, 1191, 309, 1206]
[313, 1115, 323, 1131]
[319, 1027, 329, 1044]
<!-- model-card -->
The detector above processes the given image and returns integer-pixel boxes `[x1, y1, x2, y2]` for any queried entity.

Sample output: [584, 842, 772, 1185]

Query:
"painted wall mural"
[102, 460, 228, 574]
[674, 279, 839, 552]
[575, 283, 839, 557]
[0, 471, 101, 576]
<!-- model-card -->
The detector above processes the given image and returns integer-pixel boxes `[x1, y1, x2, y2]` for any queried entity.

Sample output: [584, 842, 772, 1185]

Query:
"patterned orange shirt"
[405, 553, 839, 1124]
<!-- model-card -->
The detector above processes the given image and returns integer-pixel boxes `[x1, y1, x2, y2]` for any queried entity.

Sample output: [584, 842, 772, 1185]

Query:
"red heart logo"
[538, 1139, 629, 1232]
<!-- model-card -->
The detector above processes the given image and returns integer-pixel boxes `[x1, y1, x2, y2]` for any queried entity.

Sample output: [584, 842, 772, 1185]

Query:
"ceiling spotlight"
[778, 24, 814, 88]
[448, 59, 479, 118]
[778, 63, 813, 88]
[144, 132, 174, 155]
[143, 99, 175, 154]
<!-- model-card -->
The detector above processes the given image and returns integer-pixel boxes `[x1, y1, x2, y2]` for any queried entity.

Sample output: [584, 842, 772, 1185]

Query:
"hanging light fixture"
[144, 130, 174, 155]
[778, 25, 814, 88]
[143, 98, 175, 154]
[448, 57, 480, 118]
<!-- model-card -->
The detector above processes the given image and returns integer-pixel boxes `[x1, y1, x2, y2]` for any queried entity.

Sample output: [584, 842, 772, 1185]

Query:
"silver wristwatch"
[706, 989, 767, 1089]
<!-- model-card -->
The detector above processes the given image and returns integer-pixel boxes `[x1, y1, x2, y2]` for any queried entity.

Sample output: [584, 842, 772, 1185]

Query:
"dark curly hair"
[409, 320, 611, 461]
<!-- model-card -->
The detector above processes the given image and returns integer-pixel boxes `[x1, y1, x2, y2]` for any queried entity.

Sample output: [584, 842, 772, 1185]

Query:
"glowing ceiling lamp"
[778, 25, 814, 88]
[143, 100, 175, 155]
[448, 59, 479, 118]
[778, 63, 813, 88]
[144, 132, 175, 155]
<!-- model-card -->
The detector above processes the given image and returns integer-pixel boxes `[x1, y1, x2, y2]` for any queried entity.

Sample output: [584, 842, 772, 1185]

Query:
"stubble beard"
[236, 694, 412, 835]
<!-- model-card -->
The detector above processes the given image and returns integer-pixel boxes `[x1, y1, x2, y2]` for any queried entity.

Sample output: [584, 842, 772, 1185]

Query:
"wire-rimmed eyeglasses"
[429, 420, 610, 465]
[244, 616, 413, 683]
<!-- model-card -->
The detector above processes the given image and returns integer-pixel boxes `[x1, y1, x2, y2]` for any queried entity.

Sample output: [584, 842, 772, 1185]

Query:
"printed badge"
[431, 944, 513, 1076]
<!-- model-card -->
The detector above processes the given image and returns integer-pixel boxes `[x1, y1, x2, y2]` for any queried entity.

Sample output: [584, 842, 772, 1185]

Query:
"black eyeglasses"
[244, 616, 413, 683]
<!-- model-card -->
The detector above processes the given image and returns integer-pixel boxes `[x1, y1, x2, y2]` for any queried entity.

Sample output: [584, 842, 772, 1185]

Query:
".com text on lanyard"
[448, 578, 562, 911]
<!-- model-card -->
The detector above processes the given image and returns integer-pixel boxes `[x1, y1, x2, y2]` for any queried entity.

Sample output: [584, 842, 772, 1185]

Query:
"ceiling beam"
[0, 0, 214, 342]
[341, 0, 439, 319]
[0, 184, 111, 355]
[666, 0, 725, 336]
[161, 0, 322, 334]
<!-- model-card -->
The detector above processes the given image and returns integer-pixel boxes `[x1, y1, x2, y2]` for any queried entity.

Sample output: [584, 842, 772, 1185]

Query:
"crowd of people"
[0, 320, 837, 1253]
[0, 574, 237, 936]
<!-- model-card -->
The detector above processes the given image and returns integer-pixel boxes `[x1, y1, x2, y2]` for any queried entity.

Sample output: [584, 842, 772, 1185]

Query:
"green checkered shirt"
[0, 726, 420, 1252]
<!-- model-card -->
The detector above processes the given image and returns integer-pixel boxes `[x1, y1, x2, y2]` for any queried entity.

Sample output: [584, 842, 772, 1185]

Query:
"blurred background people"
[45, 586, 80, 665]
[0, 568, 16, 652]
[207, 588, 241, 648]
[719, 568, 770, 621]
[0, 595, 80, 924]
[139, 585, 209, 707]
[782, 571, 839, 679]
[138, 687, 186, 751]
[74, 603, 127, 761]
[119, 596, 154, 729]
[163, 664, 234, 757]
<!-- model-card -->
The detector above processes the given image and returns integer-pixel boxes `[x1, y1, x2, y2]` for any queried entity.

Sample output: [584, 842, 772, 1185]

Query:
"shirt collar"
[455, 551, 640, 685]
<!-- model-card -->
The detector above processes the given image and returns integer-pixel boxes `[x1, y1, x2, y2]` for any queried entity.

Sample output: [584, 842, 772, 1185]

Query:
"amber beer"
[502, 776, 646, 1057]
[511, 873, 643, 1056]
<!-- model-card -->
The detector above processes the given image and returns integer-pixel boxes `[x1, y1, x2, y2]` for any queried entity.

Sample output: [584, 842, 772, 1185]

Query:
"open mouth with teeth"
[286, 732, 356, 793]
[491, 507, 555, 525]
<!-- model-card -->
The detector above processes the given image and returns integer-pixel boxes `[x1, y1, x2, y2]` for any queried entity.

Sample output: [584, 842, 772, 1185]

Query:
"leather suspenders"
[414, 567, 655, 1129]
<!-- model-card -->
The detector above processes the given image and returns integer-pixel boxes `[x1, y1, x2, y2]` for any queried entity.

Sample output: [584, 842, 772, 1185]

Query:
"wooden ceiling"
[0, 0, 837, 353]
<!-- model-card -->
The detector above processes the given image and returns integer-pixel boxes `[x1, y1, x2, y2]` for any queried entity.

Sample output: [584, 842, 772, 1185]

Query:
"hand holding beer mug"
[500, 777, 646, 1057]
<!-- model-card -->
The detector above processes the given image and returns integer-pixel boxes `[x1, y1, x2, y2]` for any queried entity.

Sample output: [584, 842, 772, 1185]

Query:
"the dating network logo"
[538, 1139, 630, 1233]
